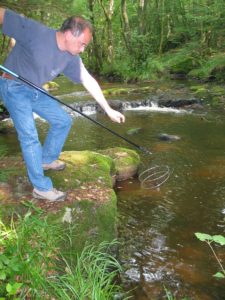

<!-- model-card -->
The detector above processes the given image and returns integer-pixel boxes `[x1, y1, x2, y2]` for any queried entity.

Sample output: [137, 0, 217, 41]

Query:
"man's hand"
[106, 108, 125, 123]
[80, 65, 125, 123]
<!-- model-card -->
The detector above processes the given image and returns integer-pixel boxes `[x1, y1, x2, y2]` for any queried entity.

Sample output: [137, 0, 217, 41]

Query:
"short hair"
[60, 16, 93, 37]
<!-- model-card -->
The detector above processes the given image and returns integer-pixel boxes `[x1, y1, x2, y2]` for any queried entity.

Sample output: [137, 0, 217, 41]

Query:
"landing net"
[138, 165, 171, 189]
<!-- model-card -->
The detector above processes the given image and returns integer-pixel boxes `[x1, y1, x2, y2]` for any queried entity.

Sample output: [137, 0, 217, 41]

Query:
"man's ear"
[64, 30, 74, 42]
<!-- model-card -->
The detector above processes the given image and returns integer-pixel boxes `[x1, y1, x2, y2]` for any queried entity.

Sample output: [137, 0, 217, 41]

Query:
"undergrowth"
[0, 203, 126, 299]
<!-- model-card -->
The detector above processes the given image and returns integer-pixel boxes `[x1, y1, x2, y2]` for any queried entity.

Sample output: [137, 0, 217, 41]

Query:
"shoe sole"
[42, 165, 66, 171]
[32, 191, 67, 202]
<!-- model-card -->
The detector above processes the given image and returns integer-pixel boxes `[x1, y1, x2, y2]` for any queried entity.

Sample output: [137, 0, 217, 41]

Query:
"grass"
[0, 202, 126, 299]
[48, 241, 125, 300]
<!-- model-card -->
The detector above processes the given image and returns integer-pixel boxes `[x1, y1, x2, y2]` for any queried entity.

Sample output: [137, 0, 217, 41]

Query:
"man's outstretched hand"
[106, 108, 125, 123]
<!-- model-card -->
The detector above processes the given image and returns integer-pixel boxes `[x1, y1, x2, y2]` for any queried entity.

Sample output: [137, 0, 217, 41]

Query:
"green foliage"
[195, 233, 225, 245]
[188, 54, 225, 81]
[0, 220, 23, 298]
[195, 232, 225, 279]
[0, 146, 8, 159]
[0, 206, 63, 298]
[1, 1, 224, 81]
[0, 204, 124, 299]
[0, 168, 18, 183]
[164, 286, 189, 300]
[140, 55, 166, 80]
[0, 147, 15, 183]
[48, 241, 128, 300]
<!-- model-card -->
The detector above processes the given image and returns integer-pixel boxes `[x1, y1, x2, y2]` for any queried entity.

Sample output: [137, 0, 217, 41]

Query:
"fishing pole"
[0, 65, 151, 155]
[1, 65, 173, 189]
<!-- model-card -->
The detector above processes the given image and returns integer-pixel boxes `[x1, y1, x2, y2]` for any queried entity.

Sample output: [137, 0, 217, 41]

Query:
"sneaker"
[32, 188, 67, 202]
[42, 160, 66, 171]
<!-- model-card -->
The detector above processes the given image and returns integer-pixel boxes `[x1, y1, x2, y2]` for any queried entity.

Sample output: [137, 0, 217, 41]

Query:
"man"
[0, 8, 125, 202]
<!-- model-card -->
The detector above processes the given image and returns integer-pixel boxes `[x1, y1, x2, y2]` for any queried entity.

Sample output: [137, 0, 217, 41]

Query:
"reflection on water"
[1, 84, 225, 299]
[116, 110, 225, 300]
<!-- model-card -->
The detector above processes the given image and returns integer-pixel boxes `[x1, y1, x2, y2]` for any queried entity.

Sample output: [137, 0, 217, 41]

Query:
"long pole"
[0, 65, 151, 155]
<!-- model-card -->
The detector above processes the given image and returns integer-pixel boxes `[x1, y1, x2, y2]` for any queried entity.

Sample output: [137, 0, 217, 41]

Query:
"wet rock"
[158, 98, 203, 108]
[126, 127, 142, 135]
[158, 133, 181, 141]
[107, 100, 123, 111]
[58, 98, 203, 115]
[211, 86, 225, 96]
[0, 102, 10, 122]
[0, 118, 15, 134]
[42, 81, 59, 91]
[100, 147, 141, 181]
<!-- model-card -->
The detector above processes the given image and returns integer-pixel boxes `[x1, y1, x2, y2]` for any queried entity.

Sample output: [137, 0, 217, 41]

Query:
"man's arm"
[80, 64, 125, 123]
[0, 8, 5, 25]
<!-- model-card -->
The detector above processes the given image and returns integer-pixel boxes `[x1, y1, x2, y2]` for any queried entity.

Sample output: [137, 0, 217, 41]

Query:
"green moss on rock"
[103, 86, 152, 96]
[42, 81, 59, 91]
[100, 147, 141, 181]
[48, 150, 116, 189]
[0, 148, 140, 252]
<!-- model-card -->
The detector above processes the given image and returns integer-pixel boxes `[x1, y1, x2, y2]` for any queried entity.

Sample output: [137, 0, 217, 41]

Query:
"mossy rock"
[0, 148, 140, 252]
[193, 87, 209, 98]
[0, 150, 118, 252]
[42, 81, 59, 91]
[126, 127, 142, 135]
[103, 87, 129, 95]
[189, 85, 207, 92]
[41, 150, 119, 251]
[103, 86, 152, 96]
[210, 96, 225, 108]
[211, 86, 225, 96]
[0, 119, 15, 134]
[100, 147, 141, 181]
[49, 150, 116, 189]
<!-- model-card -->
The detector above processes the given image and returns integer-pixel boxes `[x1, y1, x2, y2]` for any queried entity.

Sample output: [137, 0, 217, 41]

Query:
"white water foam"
[124, 101, 191, 114]
[2, 101, 190, 124]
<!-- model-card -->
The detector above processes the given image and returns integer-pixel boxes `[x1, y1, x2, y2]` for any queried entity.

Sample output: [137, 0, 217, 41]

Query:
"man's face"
[65, 28, 92, 55]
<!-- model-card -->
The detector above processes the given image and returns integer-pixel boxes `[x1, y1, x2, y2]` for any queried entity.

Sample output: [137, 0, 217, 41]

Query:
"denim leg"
[1, 80, 53, 191]
[32, 90, 73, 164]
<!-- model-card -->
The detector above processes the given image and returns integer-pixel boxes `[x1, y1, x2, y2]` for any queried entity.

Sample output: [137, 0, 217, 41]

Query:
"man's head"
[59, 16, 92, 55]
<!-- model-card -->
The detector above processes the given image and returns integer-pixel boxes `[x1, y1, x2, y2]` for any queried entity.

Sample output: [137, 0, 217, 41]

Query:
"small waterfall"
[123, 101, 191, 114]
[31, 98, 194, 122]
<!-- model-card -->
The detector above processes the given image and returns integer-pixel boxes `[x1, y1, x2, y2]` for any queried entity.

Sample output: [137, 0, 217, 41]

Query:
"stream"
[0, 78, 225, 299]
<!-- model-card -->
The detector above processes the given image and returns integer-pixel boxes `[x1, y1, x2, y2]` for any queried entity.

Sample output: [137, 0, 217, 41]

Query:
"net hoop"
[138, 165, 170, 189]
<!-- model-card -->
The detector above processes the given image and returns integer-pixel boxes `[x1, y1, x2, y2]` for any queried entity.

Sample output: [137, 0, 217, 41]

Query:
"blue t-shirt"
[2, 10, 82, 86]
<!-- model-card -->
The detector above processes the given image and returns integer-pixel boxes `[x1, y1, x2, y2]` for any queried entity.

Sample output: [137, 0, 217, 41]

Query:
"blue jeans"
[0, 78, 72, 191]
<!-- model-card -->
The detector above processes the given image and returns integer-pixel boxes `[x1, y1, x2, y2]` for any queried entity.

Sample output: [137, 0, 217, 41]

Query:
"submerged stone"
[126, 127, 142, 135]
[158, 133, 181, 142]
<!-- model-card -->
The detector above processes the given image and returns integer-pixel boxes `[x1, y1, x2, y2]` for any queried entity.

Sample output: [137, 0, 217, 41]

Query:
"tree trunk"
[138, 0, 147, 34]
[98, 0, 115, 63]
[121, 0, 132, 54]
[88, 0, 103, 71]
[158, 0, 165, 55]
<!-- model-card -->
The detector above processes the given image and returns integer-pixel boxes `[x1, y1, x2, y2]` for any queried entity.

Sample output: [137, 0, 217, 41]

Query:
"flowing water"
[0, 79, 225, 299]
